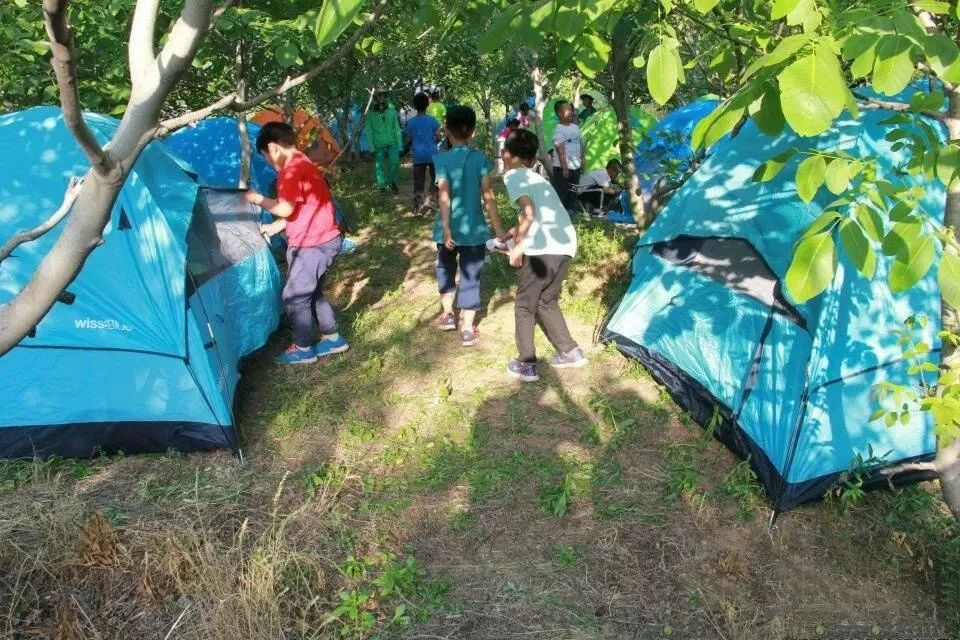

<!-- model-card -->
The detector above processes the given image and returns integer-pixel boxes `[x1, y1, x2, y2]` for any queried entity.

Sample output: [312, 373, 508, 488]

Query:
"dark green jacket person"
[365, 93, 402, 191]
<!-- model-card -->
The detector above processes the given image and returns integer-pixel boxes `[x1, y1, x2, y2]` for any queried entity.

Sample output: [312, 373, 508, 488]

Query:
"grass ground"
[1, 163, 958, 640]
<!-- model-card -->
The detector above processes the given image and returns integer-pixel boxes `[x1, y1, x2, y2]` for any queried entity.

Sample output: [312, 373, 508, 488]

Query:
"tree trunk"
[0, 168, 124, 355]
[938, 90, 960, 520]
[529, 52, 551, 169]
[611, 23, 646, 227]
[235, 35, 251, 189]
[283, 91, 294, 125]
[571, 72, 581, 116]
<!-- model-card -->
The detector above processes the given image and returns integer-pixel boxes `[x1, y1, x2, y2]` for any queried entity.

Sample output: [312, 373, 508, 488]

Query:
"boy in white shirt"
[577, 158, 622, 212]
[551, 100, 584, 211]
[501, 129, 587, 382]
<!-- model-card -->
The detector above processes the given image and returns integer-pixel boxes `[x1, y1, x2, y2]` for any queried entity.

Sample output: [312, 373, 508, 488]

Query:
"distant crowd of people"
[247, 88, 627, 381]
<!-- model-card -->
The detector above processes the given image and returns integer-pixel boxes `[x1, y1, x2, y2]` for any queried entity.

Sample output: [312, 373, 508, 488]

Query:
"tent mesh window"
[186, 189, 269, 293]
[650, 235, 805, 327]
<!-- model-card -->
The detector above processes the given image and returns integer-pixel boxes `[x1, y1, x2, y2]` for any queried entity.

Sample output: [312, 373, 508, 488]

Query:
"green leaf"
[771, 0, 801, 19]
[938, 252, 960, 310]
[795, 154, 827, 203]
[786, 232, 838, 302]
[575, 33, 612, 78]
[479, 5, 521, 53]
[799, 210, 842, 239]
[913, 1, 951, 13]
[825, 158, 850, 195]
[751, 87, 786, 135]
[274, 42, 299, 68]
[648, 43, 679, 105]
[882, 221, 923, 257]
[693, 0, 721, 13]
[315, 0, 364, 49]
[937, 145, 960, 186]
[910, 90, 946, 113]
[924, 34, 960, 81]
[890, 234, 935, 292]
[778, 45, 849, 136]
[839, 219, 876, 278]
[753, 147, 798, 182]
[872, 35, 916, 96]
[850, 38, 879, 79]
[555, 5, 589, 40]
[743, 33, 814, 79]
[786, 0, 821, 32]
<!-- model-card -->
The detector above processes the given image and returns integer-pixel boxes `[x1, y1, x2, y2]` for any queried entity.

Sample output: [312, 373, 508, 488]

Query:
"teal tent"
[0, 107, 282, 459]
[603, 104, 942, 511]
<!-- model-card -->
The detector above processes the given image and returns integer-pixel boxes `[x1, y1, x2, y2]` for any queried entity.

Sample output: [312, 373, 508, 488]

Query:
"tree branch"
[0, 178, 84, 266]
[42, 0, 114, 176]
[329, 88, 375, 168]
[210, 0, 236, 31]
[154, 0, 216, 96]
[673, 3, 761, 54]
[854, 93, 946, 121]
[157, 0, 388, 134]
[882, 459, 940, 490]
[129, 0, 160, 80]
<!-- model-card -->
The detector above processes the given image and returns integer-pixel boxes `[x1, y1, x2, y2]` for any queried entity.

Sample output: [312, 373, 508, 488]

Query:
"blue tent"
[330, 105, 370, 153]
[614, 99, 720, 221]
[603, 105, 942, 511]
[165, 117, 277, 192]
[0, 107, 282, 459]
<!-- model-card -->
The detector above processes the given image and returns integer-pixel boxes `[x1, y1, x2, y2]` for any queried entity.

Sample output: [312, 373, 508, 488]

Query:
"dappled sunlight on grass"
[0, 162, 956, 639]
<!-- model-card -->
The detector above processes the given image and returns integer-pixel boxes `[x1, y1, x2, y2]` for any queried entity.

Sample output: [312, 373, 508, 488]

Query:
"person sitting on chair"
[576, 158, 622, 213]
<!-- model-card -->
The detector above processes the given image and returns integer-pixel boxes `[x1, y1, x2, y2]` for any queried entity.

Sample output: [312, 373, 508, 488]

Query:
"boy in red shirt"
[245, 122, 348, 364]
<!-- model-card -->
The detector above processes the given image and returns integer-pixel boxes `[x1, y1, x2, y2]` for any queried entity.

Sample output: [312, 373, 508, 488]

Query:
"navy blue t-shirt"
[406, 114, 441, 164]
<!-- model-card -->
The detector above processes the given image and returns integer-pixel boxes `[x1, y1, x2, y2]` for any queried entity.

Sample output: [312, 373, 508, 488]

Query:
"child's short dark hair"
[413, 92, 429, 112]
[554, 100, 569, 116]
[256, 122, 297, 153]
[445, 105, 476, 139]
[504, 129, 539, 162]
[606, 158, 622, 169]
[430, 90, 441, 101]
[506, 118, 520, 128]
[519, 102, 530, 112]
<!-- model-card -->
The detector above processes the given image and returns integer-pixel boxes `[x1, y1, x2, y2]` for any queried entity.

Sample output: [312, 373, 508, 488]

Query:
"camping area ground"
[0, 165, 958, 640]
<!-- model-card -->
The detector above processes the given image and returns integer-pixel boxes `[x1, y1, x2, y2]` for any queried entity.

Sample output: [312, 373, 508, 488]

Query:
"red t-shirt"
[278, 151, 340, 247]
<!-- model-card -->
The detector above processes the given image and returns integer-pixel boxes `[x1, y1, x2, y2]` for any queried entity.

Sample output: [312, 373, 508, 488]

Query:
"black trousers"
[413, 162, 437, 207]
[577, 189, 603, 209]
[552, 167, 581, 209]
[515, 254, 578, 362]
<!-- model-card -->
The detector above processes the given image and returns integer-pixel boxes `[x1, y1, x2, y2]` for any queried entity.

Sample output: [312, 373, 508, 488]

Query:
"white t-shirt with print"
[551, 123, 583, 170]
[503, 167, 578, 257]
[579, 168, 613, 189]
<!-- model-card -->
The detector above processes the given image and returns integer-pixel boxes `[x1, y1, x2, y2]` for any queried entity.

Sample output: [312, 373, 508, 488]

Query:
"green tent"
[581, 106, 657, 173]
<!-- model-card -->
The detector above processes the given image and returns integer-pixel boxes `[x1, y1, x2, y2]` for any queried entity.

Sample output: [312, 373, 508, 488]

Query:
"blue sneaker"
[549, 347, 588, 369]
[507, 358, 539, 382]
[276, 344, 317, 365]
[314, 334, 349, 358]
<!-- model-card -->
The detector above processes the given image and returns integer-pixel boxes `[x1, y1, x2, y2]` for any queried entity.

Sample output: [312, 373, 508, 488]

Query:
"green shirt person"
[365, 91, 402, 192]
[579, 94, 598, 123]
[426, 90, 447, 125]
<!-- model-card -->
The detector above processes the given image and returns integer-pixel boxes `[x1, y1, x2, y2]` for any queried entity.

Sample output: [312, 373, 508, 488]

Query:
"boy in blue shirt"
[434, 106, 507, 347]
[406, 92, 442, 214]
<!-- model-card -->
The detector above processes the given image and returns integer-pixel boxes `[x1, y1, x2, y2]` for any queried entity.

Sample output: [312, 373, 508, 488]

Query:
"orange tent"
[252, 108, 341, 168]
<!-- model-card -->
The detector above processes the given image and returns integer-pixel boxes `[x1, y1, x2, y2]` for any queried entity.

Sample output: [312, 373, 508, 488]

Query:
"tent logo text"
[74, 318, 133, 332]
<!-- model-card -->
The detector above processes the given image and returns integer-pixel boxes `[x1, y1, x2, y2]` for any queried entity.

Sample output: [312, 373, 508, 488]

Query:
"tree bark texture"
[937, 89, 960, 519]
[610, 23, 647, 228]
